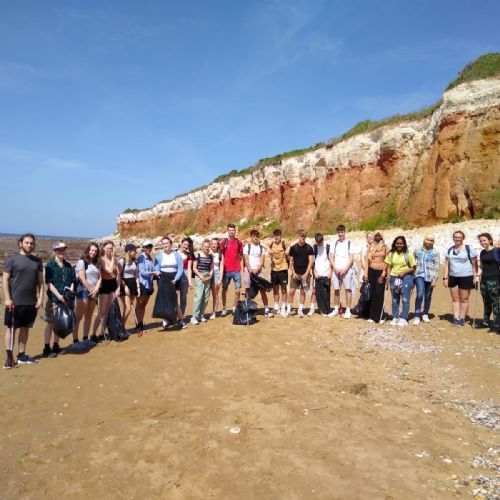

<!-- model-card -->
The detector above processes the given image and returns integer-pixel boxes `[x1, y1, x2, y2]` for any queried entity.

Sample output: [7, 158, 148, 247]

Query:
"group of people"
[2, 225, 499, 369]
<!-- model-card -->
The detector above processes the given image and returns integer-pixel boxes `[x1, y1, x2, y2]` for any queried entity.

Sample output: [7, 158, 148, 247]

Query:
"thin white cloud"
[0, 144, 84, 171]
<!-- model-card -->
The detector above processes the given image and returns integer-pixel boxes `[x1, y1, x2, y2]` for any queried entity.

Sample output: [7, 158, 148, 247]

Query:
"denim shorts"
[76, 289, 91, 300]
[222, 271, 241, 290]
[212, 269, 221, 286]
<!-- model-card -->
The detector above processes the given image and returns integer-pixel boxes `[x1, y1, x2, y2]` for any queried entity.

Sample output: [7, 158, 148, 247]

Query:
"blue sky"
[0, 0, 498, 237]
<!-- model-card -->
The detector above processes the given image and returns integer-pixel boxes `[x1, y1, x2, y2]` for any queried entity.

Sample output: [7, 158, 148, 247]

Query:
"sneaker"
[398, 318, 408, 327]
[17, 353, 38, 364]
[3, 357, 16, 369]
[221, 309, 228, 317]
[422, 315, 430, 323]
[390, 318, 399, 326]
[280, 304, 287, 316]
[282, 308, 290, 318]
[452, 318, 462, 327]
[96, 334, 106, 343]
[178, 320, 187, 329]
[307, 308, 315, 317]
[297, 309, 304, 318]
[200, 316, 207, 323]
[343, 310, 351, 319]
[412, 317, 421, 326]
[232, 307, 236, 315]
[274, 306, 280, 314]
[42, 346, 57, 358]
[367, 319, 375, 323]
[488, 326, 499, 334]
[209, 313, 216, 320]
[328, 308, 339, 317]
[190, 317, 200, 325]
[52, 343, 62, 354]
[265, 309, 274, 318]
[162, 320, 170, 328]
[475, 320, 490, 329]
[459, 318, 466, 327]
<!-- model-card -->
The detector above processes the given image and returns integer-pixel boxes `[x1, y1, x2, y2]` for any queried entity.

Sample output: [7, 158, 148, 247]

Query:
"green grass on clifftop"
[446, 53, 500, 90]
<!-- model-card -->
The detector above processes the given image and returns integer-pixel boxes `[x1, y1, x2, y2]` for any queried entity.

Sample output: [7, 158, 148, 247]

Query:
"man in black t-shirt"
[284, 230, 314, 317]
[3, 233, 44, 369]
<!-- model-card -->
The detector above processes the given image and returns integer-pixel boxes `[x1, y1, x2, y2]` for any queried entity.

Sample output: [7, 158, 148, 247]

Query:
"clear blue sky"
[1, 0, 498, 237]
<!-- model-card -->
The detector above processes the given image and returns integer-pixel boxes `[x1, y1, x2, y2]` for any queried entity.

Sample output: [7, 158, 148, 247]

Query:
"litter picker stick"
[380, 281, 389, 323]
[9, 304, 15, 357]
[472, 281, 478, 329]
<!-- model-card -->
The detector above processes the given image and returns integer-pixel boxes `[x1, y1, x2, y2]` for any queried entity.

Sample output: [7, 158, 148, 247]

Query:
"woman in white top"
[119, 243, 141, 330]
[360, 231, 374, 282]
[74, 242, 101, 347]
[209, 237, 225, 319]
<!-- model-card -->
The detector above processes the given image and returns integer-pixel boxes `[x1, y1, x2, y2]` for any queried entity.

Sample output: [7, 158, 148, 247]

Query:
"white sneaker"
[390, 318, 399, 326]
[367, 319, 375, 323]
[422, 315, 430, 323]
[297, 309, 304, 318]
[274, 305, 280, 314]
[265, 309, 274, 318]
[209, 312, 216, 320]
[232, 307, 236, 315]
[190, 318, 199, 325]
[280, 304, 287, 316]
[412, 317, 421, 326]
[398, 318, 408, 327]
[162, 319, 169, 328]
[343, 309, 351, 319]
[307, 308, 315, 317]
[200, 316, 207, 323]
[328, 308, 339, 317]
[220, 309, 228, 317]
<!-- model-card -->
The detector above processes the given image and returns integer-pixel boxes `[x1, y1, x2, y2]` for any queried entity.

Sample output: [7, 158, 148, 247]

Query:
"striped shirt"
[196, 253, 213, 273]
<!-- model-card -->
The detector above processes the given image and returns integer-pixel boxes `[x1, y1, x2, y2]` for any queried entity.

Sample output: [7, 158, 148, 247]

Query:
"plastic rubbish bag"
[315, 277, 331, 314]
[107, 299, 129, 342]
[233, 300, 258, 326]
[53, 304, 75, 339]
[248, 274, 273, 299]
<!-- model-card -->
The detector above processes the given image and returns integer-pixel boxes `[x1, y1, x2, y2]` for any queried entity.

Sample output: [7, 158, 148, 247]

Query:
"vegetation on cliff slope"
[446, 52, 500, 90]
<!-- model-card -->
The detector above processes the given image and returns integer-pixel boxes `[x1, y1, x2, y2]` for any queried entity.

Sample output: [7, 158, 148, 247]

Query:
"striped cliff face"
[117, 78, 500, 238]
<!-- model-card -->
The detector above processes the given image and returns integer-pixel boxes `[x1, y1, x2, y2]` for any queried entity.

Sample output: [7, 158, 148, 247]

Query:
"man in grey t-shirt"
[3, 233, 43, 369]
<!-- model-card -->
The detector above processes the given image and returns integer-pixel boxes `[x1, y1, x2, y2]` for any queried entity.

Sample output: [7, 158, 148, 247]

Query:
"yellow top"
[384, 251, 416, 276]
[270, 241, 288, 271]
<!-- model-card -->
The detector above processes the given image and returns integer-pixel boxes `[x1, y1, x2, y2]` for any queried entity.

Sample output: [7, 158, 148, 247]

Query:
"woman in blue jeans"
[384, 236, 416, 327]
[412, 233, 440, 325]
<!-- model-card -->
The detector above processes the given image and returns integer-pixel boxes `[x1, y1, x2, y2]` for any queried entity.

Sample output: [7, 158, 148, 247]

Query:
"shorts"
[43, 301, 57, 323]
[140, 283, 154, 296]
[100, 278, 118, 294]
[448, 275, 474, 290]
[243, 269, 264, 289]
[212, 269, 221, 286]
[271, 270, 288, 286]
[76, 289, 95, 300]
[332, 267, 356, 290]
[291, 274, 310, 292]
[223, 271, 241, 290]
[120, 278, 138, 297]
[4, 305, 37, 328]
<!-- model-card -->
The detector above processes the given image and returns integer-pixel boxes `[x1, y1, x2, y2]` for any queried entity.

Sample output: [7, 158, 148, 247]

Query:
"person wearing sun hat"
[42, 241, 76, 357]
[135, 240, 156, 330]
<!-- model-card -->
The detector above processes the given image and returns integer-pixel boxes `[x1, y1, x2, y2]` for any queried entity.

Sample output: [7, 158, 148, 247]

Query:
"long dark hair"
[83, 242, 100, 265]
[391, 236, 408, 253]
[18, 233, 36, 248]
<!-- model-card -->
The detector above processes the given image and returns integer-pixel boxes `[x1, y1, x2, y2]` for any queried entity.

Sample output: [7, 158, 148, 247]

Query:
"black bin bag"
[352, 281, 371, 317]
[315, 277, 331, 315]
[248, 274, 273, 300]
[233, 300, 258, 326]
[53, 304, 75, 339]
[152, 275, 178, 323]
[107, 299, 129, 342]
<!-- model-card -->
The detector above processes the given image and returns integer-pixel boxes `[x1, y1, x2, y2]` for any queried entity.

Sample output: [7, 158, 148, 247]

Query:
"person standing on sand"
[42, 242, 77, 357]
[331, 224, 356, 319]
[118, 243, 141, 330]
[443, 230, 478, 327]
[73, 243, 100, 347]
[359, 231, 374, 283]
[309, 233, 333, 316]
[476, 232, 499, 333]
[284, 230, 314, 317]
[269, 228, 289, 316]
[209, 237, 224, 319]
[3, 233, 44, 369]
[220, 224, 243, 316]
[412, 234, 440, 325]
[135, 240, 155, 330]
[178, 238, 194, 325]
[191, 239, 214, 324]
[243, 229, 273, 317]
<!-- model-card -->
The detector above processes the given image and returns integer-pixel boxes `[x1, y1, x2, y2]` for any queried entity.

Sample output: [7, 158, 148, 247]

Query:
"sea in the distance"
[0, 233, 93, 240]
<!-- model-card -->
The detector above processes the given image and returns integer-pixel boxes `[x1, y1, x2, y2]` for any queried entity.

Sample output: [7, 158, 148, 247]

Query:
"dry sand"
[1, 237, 499, 499]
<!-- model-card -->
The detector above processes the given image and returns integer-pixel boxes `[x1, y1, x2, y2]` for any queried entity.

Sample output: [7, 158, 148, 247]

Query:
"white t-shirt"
[161, 252, 178, 273]
[75, 259, 100, 292]
[314, 244, 331, 277]
[333, 240, 353, 271]
[243, 243, 266, 270]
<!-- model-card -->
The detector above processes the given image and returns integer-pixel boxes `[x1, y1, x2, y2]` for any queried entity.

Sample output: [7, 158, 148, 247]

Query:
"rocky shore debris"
[359, 327, 440, 354]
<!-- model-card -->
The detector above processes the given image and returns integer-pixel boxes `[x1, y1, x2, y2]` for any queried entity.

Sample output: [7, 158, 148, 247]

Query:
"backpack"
[270, 240, 290, 264]
[221, 238, 243, 256]
[447, 245, 472, 263]
[334, 239, 351, 254]
[313, 243, 330, 258]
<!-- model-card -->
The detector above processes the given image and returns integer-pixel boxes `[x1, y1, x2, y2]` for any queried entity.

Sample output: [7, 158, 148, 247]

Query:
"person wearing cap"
[119, 243, 141, 330]
[3, 233, 44, 369]
[135, 240, 155, 330]
[42, 241, 76, 357]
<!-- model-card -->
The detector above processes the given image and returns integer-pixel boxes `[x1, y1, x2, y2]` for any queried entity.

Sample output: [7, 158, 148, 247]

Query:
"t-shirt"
[75, 259, 100, 292]
[45, 258, 76, 303]
[160, 252, 178, 273]
[4, 254, 42, 305]
[220, 238, 242, 273]
[289, 243, 314, 275]
[196, 253, 213, 273]
[180, 251, 194, 271]
[384, 251, 417, 277]
[270, 241, 288, 271]
[119, 259, 138, 279]
[211, 251, 221, 271]
[446, 245, 478, 278]
[333, 240, 353, 270]
[480, 248, 499, 280]
[314, 244, 331, 277]
[243, 243, 266, 270]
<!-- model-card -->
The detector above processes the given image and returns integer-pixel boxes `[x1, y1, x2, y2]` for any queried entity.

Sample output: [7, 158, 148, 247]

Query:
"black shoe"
[90, 334, 99, 344]
[475, 320, 490, 329]
[488, 326, 499, 334]
[43, 346, 57, 358]
[52, 343, 62, 354]
[96, 334, 105, 344]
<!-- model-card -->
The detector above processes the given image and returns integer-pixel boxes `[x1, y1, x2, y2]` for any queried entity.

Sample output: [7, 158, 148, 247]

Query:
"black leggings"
[368, 268, 385, 322]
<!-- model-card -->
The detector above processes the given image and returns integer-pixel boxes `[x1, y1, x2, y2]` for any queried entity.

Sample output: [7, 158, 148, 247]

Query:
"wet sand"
[1, 238, 499, 499]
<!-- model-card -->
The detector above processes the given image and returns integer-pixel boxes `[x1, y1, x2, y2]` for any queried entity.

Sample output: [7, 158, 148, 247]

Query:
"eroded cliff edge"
[117, 78, 500, 237]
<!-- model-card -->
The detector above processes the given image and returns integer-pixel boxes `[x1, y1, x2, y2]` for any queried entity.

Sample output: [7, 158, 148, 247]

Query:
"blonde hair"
[423, 233, 435, 244]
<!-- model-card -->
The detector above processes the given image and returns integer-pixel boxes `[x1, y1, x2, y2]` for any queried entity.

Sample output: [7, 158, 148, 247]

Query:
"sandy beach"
[1, 235, 499, 499]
